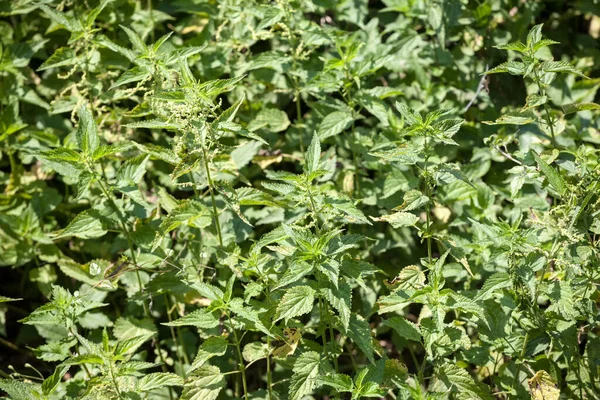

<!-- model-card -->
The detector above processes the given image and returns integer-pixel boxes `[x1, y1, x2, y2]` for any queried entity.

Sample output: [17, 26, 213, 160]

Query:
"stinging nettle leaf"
[317, 111, 353, 140]
[289, 351, 322, 400]
[531, 151, 567, 196]
[76, 104, 99, 155]
[275, 286, 315, 323]
[162, 309, 220, 328]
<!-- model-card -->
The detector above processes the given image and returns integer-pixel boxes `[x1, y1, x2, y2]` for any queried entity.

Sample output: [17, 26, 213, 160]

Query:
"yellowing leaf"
[272, 328, 302, 358]
[528, 371, 560, 400]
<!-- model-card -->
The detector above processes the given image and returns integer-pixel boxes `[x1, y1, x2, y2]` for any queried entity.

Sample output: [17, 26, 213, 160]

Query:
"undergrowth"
[0, 1, 599, 399]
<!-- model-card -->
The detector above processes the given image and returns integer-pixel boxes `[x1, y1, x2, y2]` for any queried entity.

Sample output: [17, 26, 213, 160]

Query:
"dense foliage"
[1, 0, 600, 399]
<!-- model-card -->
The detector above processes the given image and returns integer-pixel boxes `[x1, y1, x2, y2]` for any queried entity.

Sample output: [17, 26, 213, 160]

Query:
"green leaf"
[110, 66, 150, 89]
[256, 6, 284, 31]
[318, 373, 353, 392]
[561, 102, 600, 115]
[475, 273, 512, 301]
[189, 336, 228, 374]
[242, 342, 269, 363]
[522, 94, 548, 111]
[304, 134, 321, 175]
[116, 154, 149, 185]
[484, 61, 526, 76]
[348, 315, 374, 363]
[434, 363, 493, 400]
[53, 209, 107, 239]
[162, 309, 220, 328]
[125, 119, 182, 130]
[76, 104, 99, 155]
[494, 41, 527, 52]
[326, 196, 371, 225]
[289, 351, 322, 400]
[383, 317, 421, 342]
[130, 141, 181, 164]
[0, 379, 41, 400]
[372, 211, 419, 228]
[37, 47, 76, 71]
[42, 365, 68, 396]
[137, 373, 184, 392]
[541, 61, 587, 78]
[181, 366, 225, 400]
[482, 111, 536, 125]
[317, 111, 353, 140]
[526, 24, 544, 47]
[275, 286, 315, 323]
[322, 282, 352, 332]
[0, 296, 22, 303]
[152, 200, 212, 250]
[248, 108, 290, 133]
[531, 151, 567, 196]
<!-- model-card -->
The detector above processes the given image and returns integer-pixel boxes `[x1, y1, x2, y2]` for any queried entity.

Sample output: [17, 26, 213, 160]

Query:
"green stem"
[295, 89, 305, 154]
[228, 314, 248, 400]
[533, 67, 556, 147]
[511, 331, 529, 390]
[201, 146, 223, 247]
[109, 361, 122, 398]
[323, 301, 338, 372]
[266, 335, 273, 400]
[164, 294, 186, 378]
[423, 138, 432, 264]
[318, 296, 330, 364]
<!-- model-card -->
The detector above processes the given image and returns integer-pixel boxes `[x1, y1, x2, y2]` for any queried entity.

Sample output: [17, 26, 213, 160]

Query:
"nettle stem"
[533, 66, 557, 147]
[424, 137, 433, 264]
[323, 300, 339, 372]
[227, 313, 248, 400]
[202, 146, 224, 247]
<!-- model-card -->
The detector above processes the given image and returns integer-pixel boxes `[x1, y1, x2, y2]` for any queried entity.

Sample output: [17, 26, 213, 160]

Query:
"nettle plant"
[1, 2, 599, 400]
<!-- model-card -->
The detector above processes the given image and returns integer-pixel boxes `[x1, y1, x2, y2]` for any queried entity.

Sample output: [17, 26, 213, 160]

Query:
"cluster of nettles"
[0, 1, 599, 400]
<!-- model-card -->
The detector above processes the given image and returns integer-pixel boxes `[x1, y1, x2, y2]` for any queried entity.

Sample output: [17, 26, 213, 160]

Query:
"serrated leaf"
[322, 282, 352, 332]
[484, 61, 526, 75]
[304, 134, 321, 174]
[137, 373, 184, 392]
[181, 366, 225, 400]
[42, 365, 68, 396]
[483, 111, 536, 125]
[125, 119, 182, 130]
[116, 154, 149, 185]
[541, 61, 587, 78]
[53, 209, 106, 239]
[76, 104, 99, 155]
[188, 336, 228, 374]
[275, 286, 315, 323]
[435, 363, 493, 400]
[372, 211, 419, 228]
[383, 317, 421, 342]
[242, 342, 269, 363]
[110, 66, 150, 89]
[561, 102, 600, 115]
[37, 47, 76, 71]
[317, 111, 353, 140]
[348, 315, 374, 363]
[318, 373, 353, 392]
[475, 273, 512, 301]
[531, 151, 567, 196]
[162, 309, 220, 328]
[522, 94, 547, 111]
[326, 196, 371, 225]
[289, 351, 322, 400]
